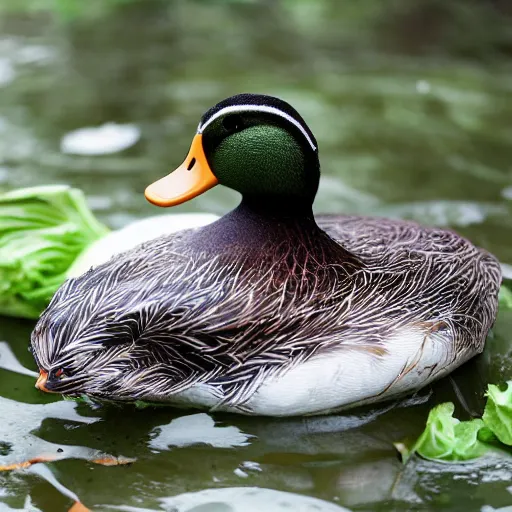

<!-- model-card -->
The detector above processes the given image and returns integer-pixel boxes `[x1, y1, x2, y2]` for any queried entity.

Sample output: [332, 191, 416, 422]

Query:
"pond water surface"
[0, 1, 512, 510]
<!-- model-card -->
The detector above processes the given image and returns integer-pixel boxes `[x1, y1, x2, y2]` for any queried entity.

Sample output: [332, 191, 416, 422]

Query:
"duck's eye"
[222, 114, 243, 132]
[54, 368, 66, 379]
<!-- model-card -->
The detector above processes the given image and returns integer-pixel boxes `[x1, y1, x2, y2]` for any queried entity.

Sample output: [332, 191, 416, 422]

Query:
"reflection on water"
[0, 0, 511, 510]
[108, 487, 352, 512]
[0, 343, 37, 377]
[149, 413, 253, 451]
[60, 123, 141, 156]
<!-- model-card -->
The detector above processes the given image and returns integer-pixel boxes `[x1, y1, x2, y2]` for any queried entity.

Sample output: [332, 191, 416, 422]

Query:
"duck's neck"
[188, 196, 353, 266]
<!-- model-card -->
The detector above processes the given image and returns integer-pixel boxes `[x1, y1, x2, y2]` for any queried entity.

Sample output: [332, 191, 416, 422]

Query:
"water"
[0, 1, 512, 510]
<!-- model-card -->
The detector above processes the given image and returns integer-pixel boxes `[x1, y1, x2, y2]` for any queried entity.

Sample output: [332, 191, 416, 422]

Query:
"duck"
[31, 93, 502, 416]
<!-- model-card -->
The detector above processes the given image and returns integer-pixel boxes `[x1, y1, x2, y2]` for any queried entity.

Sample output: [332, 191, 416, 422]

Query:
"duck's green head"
[145, 93, 319, 210]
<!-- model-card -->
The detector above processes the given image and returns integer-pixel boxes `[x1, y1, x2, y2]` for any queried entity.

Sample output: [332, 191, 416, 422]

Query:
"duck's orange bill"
[145, 134, 218, 207]
[35, 370, 51, 393]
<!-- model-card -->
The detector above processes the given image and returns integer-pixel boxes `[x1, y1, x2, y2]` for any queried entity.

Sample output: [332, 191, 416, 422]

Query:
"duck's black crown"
[199, 93, 318, 152]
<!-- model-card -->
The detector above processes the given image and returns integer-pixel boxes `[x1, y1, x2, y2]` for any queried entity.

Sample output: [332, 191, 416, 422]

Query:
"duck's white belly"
[168, 325, 469, 416]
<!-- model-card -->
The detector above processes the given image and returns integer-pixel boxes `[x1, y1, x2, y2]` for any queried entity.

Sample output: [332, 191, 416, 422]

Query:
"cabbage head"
[0, 185, 108, 319]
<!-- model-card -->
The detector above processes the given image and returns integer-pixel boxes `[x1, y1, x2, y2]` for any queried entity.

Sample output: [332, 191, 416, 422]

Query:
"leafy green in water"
[0, 185, 108, 319]
[477, 426, 499, 444]
[404, 381, 512, 463]
[483, 381, 512, 446]
[402, 403, 489, 462]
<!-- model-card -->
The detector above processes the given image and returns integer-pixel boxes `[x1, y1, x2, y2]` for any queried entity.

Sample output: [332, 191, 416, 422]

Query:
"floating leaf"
[404, 403, 489, 462]
[483, 381, 512, 446]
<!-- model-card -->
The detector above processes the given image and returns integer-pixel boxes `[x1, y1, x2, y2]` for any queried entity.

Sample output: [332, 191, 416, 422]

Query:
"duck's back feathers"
[32, 214, 500, 414]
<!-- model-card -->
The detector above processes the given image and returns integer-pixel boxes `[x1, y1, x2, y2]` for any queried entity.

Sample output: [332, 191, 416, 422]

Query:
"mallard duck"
[31, 93, 501, 416]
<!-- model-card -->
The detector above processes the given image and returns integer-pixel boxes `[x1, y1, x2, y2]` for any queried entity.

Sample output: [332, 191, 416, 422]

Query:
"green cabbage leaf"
[483, 382, 512, 446]
[402, 381, 512, 463]
[400, 403, 490, 463]
[0, 185, 108, 319]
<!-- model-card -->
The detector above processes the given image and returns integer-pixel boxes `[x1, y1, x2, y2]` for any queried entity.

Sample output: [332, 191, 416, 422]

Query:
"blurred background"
[0, 0, 511, 262]
[1, 1, 512, 510]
